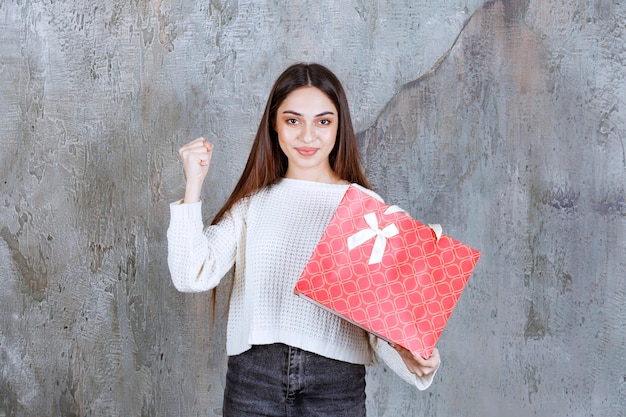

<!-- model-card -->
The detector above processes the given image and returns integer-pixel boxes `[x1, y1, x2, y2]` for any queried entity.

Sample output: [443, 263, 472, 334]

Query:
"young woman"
[168, 63, 440, 416]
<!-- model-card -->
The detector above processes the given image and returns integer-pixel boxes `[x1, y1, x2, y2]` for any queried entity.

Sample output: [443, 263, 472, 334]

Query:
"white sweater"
[167, 178, 435, 389]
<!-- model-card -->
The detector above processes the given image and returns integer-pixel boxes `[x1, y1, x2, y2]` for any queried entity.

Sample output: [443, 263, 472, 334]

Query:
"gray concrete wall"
[1, 0, 624, 416]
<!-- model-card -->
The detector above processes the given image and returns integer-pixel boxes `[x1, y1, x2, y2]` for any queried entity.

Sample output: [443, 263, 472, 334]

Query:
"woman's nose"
[301, 124, 315, 143]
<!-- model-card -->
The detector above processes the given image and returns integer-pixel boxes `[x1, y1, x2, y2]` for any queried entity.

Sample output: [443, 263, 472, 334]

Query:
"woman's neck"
[284, 168, 346, 184]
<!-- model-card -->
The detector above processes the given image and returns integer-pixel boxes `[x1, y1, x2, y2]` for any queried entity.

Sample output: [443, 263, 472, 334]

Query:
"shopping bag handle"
[428, 223, 442, 242]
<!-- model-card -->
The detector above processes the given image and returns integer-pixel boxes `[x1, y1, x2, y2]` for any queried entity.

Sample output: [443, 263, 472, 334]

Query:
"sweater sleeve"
[166, 200, 238, 293]
[368, 334, 440, 390]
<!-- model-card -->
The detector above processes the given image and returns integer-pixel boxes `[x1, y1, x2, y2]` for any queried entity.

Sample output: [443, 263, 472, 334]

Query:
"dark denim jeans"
[223, 343, 366, 417]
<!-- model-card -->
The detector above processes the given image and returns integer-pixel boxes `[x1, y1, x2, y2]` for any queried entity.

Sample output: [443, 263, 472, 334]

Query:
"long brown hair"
[211, 62, 371, 225]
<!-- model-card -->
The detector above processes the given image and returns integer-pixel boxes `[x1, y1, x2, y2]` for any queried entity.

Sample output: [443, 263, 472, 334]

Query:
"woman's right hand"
[178, 137, 214, 203]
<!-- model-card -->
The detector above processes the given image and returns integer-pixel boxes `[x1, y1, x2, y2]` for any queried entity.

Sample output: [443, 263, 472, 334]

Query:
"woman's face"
[275, 86, 339, 183]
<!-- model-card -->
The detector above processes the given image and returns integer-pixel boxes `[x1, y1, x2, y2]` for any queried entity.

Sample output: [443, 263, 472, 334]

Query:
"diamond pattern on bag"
[294, 185, 480, 359]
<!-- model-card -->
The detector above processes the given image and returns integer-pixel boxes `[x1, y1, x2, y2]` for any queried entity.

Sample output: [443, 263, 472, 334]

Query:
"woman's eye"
[318, 119, 331, 125]
[286, 118, 298, 125]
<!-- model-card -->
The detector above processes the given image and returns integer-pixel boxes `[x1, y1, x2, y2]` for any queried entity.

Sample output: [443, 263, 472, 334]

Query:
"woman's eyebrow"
[282, 110, 336, 117]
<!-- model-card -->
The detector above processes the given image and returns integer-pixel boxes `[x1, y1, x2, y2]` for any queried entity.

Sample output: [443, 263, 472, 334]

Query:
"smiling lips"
[296, 147, 318, 157]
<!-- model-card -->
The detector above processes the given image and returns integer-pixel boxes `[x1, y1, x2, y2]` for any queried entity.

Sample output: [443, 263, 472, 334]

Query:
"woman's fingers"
[179, 137, 214, 174]
[180, 137, 212, 160]
[394, 345, 441, 377]
[202, 140, 214, 152]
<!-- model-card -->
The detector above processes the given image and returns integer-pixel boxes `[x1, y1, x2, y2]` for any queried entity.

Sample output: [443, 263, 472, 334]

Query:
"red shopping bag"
[294, 185, 480, 359]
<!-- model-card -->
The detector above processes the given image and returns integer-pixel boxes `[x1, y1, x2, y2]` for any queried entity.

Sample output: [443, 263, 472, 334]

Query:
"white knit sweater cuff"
[370, 335, 440, 390]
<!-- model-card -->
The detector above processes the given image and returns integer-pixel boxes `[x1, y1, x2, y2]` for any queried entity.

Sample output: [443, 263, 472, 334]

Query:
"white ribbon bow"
[347, 212, 399, 265]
